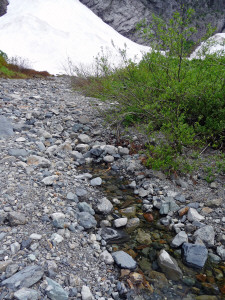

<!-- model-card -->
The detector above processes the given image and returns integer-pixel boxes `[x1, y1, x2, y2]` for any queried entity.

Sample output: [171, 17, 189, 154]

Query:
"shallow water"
[80, 164, 225, 299]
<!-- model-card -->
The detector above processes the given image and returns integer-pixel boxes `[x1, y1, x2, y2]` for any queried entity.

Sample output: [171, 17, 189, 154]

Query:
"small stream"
[80, 163, 225, 299]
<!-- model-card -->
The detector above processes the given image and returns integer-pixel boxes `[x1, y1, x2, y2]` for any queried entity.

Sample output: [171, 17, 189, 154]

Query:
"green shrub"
[72, 8, 225, 173]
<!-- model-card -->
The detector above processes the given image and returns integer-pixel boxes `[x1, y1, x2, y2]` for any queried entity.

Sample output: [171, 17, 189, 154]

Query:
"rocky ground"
[0, 76, 224, 300]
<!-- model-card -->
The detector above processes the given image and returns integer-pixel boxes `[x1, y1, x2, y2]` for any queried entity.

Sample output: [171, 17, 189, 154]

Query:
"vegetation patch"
[0, 50, 51, 78]
[71, 7, 225, 175]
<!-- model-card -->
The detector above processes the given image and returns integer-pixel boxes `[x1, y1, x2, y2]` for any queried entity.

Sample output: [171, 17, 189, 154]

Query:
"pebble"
[112, 251, 137, 270]
[81, 285, 94, 300]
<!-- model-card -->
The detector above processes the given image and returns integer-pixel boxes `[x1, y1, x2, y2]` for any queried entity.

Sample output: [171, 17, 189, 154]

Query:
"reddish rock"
[143, 213, 154, 222]
[196, 274, 207, 282]
[179, 206, 189, 217]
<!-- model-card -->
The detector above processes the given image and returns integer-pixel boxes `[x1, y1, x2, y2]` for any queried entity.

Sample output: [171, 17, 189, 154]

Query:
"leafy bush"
[72, 9, 225, 173]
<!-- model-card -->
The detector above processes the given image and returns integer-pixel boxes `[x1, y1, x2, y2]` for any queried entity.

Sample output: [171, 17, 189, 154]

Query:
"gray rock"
[1, 265, 44, 291]
[138, 188, 148, 197]
[216, 246, 225, 260]
[81, 285, 94, 300]
[8, 212, 27, 226]
[78, 202, 95, 215]
[0, 115, 14, 138]
[101, 145, 118, 155]
[27, 155, 51, 168]
[182, 243, 208, 269]
[66, 192, 78, 202]
[78, 134, 91, 143]
[101, 227, 129, 244]
[97, 197, 113, 214]
[90, 177, 102, 186]
[71, 151, 84, 160]
[112, 251, 137, 269]
[77, 212, 97, 229]
[193, 225, 215, 247]
[206, 198, 222, 207]
[42, 175, 58, 185]
[46, 277, 68, 300]
[10, 242, 21, 254]
[208, 253, 221, 264]
[76, 144, 90, 153]
[90, 148, 103, 157]
[118, 146, 129, 155]
[0, 211, 7, 224]
[76, 188, 88, 198]
[0, 0, 8, 17]
[14, 288, 41, 300]
[171, 231, 188, 248]
[103, 155, 114, 163]
[158, 250, 183, 281]
[8, 148, 28, 157]
[5, 263, 19, 278]
[174, 194, 186, 203]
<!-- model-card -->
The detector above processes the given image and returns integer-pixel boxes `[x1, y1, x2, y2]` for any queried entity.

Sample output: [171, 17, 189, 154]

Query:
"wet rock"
[14, 288, 41, 300]
[148, 270, 168, 289]
[121, 206, 136, 218]
[8, 212, 27, 226]
[171, 231, 188, 248]
[101, 227, 129, 244]
[126, 218, 140, 232]
[193, 225, 215, 247]
[195, 296, 218, 300]
[182, 243, 208, 269]
[81, 285, 94, 300]
[0, 115, 14, 138]
[158, 249, 183, 281]
[100, 250, 114, 264]
[129, 272, 144, 284]
[143, 213, 154, 222]
[114, 217, 128, 228]
[97, 197, 113, 214]
[77, 212, 97, 229]
[90, 177, 102, 186]
[46, 277, 68, 300]
[136, 229, 152, 245]
[112, 251, 137, 270]
[216, 245, 225, 260]
[187, 208, 205, 222]
[1, 265, 44, 291]
[208, 253, 221, 264]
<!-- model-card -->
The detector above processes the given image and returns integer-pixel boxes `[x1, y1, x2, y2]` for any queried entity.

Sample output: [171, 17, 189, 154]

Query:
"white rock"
[16, 137, 26, 142]
[90, 177, 102, 186]
[51, 212, 65, 220]
[114, 217, 128, 228]
[78, 134, 91, 144]
[29, 233, 42, 240]
[118, 146, 129, 155]
[103, 155, 114, 163]
[187, 208, 205, 222]
[42, 175, 59, 185]
[97, 197, 113, 214]
[51, 233, 64, 244]
[76, 144, 90, 153]
[101, 145, 118, 155]
[100, 250, 114, 264]
[81, 285, 94, 300]
[171, 231, 188, 247]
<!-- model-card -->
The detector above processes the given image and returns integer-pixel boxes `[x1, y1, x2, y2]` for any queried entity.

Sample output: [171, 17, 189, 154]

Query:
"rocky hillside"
[0, 0, 8, 17]
[79, 0, 225, 44]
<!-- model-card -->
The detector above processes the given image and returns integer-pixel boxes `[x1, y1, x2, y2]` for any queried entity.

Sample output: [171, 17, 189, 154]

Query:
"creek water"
[80, 164, 225, 299]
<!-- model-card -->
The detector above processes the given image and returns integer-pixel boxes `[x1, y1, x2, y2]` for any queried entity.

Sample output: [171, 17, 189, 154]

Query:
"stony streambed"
[79, 163, 225, 299]
[0, 76, 224, 300]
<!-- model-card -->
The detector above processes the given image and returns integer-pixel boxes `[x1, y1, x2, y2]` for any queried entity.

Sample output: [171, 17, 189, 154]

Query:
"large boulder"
[80, 0, 225, 45]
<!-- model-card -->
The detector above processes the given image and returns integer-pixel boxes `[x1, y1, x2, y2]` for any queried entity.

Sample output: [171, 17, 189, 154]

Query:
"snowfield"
[0, 0, 150, 74]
